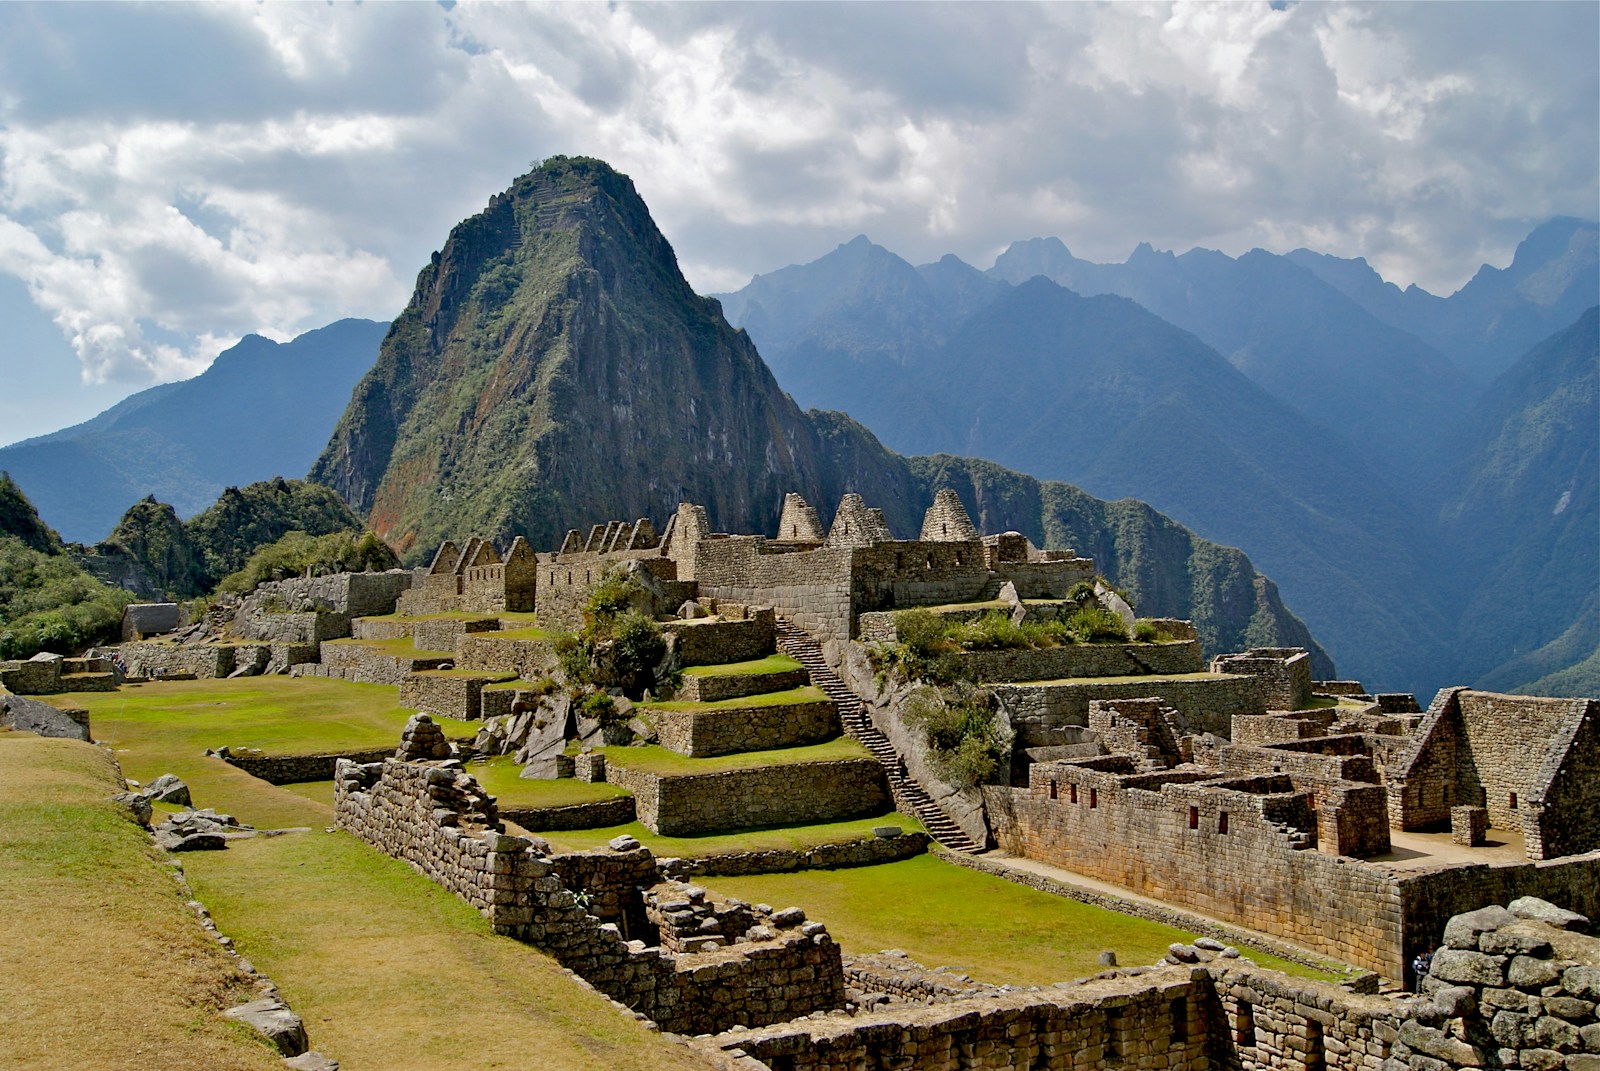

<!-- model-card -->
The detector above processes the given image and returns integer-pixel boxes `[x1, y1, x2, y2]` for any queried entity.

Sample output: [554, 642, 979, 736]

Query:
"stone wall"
[224, 747, 393, 784]
[350, 618, 413, 641]
[949, 639, 1204, 683]
[534, 550, 673, 630]
[0, 653, 63, 693]
[1388, 690, 1599, 860]
[1210, 649, 1314, 711]
[242, 570, 414, 620]
[993, 673, 1263, 747]
[316, 642, 452, 685]
[608, 758, 889, 836]
[663, 609, 775, 665]
[714, 968, 1214, 1071]
[498, 796, 637, 832]
[119, 641, 234, 678]
[693, 537, 857, 641]
[677, 667, 810, 703]
[399, 672, 511, 720]
[233, 608, 349, 644]
[1396, 857, 1600, 986]
[985, 765, 1408, 975]
[456, 634, 556, 679]
[411, 617, 500, 653]
[658, 832, 929, 879]
[334, 755, 846, 1035]
[649, 698, 839, 758]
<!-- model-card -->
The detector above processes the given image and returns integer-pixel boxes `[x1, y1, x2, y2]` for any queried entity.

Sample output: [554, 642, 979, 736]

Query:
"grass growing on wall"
[706, 855, 1345, 986]
[641, 684, 828, 712]
[0, 735, 282, 1071]
[470, 755, 630, 807]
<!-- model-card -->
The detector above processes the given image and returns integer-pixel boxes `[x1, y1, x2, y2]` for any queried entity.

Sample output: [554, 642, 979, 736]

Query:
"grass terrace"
[323, 636, 456, 659]
[707, 856, 1344, 987]
[469, 755, 630, 808]
[641, 684, 828, 712]
[680, 653, 803, 677]
[479, 625, 553, 641]
[595, 736, 871, 776]
[542, 810, 924, 855]
[405, 668, 520, 681]
[180, 825, 710, 1071]
[0, 734, 282, 1071]
[48, 677, 480, 827]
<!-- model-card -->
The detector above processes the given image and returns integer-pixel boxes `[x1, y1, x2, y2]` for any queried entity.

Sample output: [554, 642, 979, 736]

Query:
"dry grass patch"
[0, 733, 281, 1071]
[182, 831, 709, 1071]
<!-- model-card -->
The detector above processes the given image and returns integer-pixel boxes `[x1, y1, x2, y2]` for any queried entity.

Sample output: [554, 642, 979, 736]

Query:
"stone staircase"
[775, 619, 983, 854]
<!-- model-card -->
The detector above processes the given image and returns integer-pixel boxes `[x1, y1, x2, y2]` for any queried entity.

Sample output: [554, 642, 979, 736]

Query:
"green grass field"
[641, 684, 827, 712]
[0, 734, 282, 1071]
[47, 677, 479, 828]
[542, 810, 923, 854]
[680, 654, 803, 677]
[598, 736, 870, 775]
[706, 855, 1342, 986]
[180, 824, 708, 1071]
[469, 755, 631, 807]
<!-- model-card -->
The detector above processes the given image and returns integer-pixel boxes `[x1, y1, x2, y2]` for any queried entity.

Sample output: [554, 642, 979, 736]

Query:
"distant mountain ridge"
[311, 156, 1330, 671]
[714, 224, 1598, 697]
[0, 318, 385, 542]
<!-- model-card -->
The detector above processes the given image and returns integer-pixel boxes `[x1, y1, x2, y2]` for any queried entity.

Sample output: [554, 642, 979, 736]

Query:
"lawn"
[680, 653, 803, 677]
[323, 637, 455, 658]
[469, 755, 631, 807]
[181, 830, 711, 1071]
[48, 677, 479, 828]
[599, 736, 870, 776]
[0, 734, 282, 1071]
[705, 855, 1343, 986]
[641, 684, 828, 712]
[542, 810, 924, 855]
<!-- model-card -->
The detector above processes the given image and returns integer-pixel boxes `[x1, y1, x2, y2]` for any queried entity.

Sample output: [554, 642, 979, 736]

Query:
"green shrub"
[580, 691, 619, 725]
[552, 630, 592, 687]
[0, 536, 134, 660]
[955, 611, 1033, 651]
[1063, 605, 1129, 643]
[218, 528, 399, 595]
[1064, 580, 1098, 605]
[901, 686, 1011, 788]
[554, 572, 668, 699]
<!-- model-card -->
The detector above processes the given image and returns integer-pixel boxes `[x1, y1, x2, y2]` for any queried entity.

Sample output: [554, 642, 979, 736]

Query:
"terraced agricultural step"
[776, 619, 982, 854]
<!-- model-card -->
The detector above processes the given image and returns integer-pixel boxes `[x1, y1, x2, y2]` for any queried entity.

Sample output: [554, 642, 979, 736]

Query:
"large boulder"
[0, 694, 90, 741]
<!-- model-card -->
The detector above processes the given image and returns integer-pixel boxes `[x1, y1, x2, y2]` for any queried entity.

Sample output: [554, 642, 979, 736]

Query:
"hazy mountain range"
[4, 159, 1591, 698]
[713, 222, 1598, 698]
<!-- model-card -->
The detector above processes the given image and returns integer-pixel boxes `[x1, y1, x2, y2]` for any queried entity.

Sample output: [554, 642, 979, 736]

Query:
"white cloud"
[0, 0, 1592, 398]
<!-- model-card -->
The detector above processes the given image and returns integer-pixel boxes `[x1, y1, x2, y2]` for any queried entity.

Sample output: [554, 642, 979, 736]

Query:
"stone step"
[776, 619, 983, 855]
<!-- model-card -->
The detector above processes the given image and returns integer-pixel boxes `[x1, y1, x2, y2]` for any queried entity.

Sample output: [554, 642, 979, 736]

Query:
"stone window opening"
[1509, 791, 1518, 810]
[1218, 811, 1229, 834]
[1089, 787, 1098, 809]
[1234, 1001, 1255, 1046]
[941, 522, 948, 537]
[1189, 805, 1199, 829]
[791, 525, 798, 538]
[1305, 1017, 1326, 1071]
[586, 570, 591, 584]
[566, 571, 572, 584]
[1070, 783, 1078, 804]
[1048, 780, 1058, 799]
[1170, 997, 1188, 1044]
[925, 554, 934, 570]
[1104, 1008, 1124, 1064]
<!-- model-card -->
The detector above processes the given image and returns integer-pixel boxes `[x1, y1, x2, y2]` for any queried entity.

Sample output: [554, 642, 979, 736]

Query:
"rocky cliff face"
[311, 157, 1331, 671]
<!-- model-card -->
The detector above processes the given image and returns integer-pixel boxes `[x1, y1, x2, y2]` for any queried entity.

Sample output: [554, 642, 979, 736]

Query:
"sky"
[0, 1, 1595, 446]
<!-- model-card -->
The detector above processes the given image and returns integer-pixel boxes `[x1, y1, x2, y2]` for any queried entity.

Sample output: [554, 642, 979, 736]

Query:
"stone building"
[1387, 689, 1599, 860]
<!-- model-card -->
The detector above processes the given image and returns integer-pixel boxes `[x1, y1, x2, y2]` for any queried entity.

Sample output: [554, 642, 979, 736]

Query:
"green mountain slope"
[1431, 308, 1599, 695]
[311, 157, 1331, 673]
